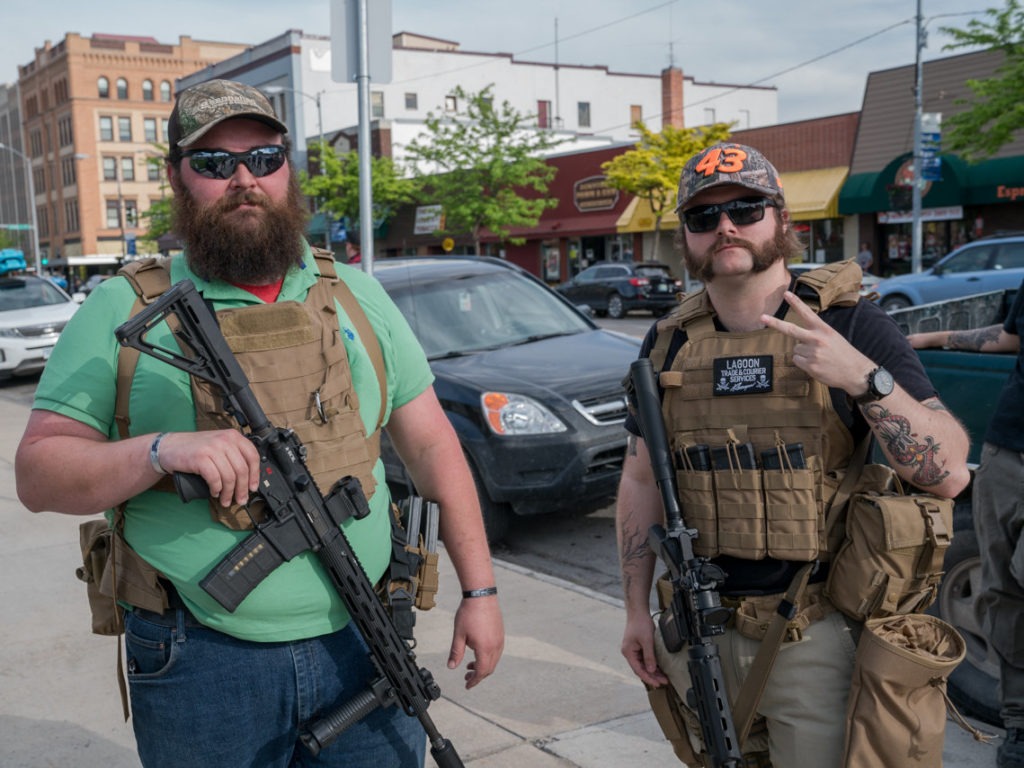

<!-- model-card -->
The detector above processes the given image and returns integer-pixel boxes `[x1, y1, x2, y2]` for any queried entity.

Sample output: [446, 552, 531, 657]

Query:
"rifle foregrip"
[199, 531, 284, 612]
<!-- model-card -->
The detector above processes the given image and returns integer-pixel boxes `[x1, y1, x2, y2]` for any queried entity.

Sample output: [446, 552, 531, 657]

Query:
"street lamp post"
[261, 85, 329, 248]
[911, 0, 925, 275]
[0, 141, 42, 273]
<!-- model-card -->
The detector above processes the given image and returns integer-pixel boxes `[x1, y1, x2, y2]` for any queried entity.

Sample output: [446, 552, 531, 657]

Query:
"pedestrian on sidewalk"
[909, 277, 1024, 768]
[615, 142, 969, 766]
[15, 78, 503, 768]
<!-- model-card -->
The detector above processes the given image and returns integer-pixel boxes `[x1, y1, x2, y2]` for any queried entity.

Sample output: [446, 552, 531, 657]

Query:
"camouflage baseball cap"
[168, 79, 288, 148]
[675, 143, 785, 212]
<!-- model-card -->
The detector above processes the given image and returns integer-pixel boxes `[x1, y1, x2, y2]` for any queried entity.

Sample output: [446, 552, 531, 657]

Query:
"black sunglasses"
[183, 145, 288, 180]
[682, 197, 777, 234]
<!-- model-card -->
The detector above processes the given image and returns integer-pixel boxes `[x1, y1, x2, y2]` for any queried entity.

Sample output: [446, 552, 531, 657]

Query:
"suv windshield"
[0, 278, 69, 312]
[388, 269, 592, 359]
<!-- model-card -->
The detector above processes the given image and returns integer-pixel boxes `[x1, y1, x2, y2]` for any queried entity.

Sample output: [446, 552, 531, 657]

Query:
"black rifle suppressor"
[115, 279, 463, 767]
[628, 358, 743, 767]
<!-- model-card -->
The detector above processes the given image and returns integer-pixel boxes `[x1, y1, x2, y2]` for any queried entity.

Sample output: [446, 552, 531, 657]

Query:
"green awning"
[838, 151, 1024, 213]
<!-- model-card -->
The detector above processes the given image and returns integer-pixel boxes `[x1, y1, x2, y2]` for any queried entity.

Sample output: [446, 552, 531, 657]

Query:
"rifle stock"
[628, 359, 742, 767]
[116, 279, 464, 766]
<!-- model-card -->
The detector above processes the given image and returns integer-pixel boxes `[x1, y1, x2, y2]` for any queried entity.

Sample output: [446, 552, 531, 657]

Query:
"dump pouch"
[842, 614, 969, 768]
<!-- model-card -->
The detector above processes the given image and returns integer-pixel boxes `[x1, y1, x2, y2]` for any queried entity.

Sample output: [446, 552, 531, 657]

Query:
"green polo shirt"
[34, 245, 433, 641]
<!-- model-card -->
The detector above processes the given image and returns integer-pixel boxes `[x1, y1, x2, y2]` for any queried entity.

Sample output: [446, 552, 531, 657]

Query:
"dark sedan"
[556, 261, 682, 319]
[375, 256, 641, 541]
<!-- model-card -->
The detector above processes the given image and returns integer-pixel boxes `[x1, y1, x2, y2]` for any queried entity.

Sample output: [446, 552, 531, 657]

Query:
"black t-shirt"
[984, 279, 1024, 451]
[625, 293, 937, 595]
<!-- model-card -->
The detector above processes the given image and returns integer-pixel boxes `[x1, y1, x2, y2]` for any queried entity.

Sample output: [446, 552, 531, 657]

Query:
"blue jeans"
[124, 608, 427, 768]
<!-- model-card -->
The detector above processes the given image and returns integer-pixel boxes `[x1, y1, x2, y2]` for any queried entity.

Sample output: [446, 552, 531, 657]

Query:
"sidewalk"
[0, 394, 1001, 767]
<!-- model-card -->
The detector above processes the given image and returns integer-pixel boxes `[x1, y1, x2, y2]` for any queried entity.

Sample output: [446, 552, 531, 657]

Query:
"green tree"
[0, 229, 18, 250]
[941, 0, 1024, 160]
[140, 144, 173, 243]
[300, 144, 417, 243]
[601, 121, 733, 260]
[404, 85, 563, 252]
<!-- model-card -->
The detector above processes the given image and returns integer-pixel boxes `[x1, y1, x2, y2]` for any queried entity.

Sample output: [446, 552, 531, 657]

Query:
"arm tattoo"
[619, 510, 652, 601]
[863, 403, 950, 487]
[948, 325, 1002, 351]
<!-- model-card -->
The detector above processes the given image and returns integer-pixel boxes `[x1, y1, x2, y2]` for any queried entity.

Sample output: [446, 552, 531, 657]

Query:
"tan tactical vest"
[116, 250, 387, 530]
[649, 261, 864, 562]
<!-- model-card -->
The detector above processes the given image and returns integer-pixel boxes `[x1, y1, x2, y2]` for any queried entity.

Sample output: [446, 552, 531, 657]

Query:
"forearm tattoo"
[619, 508, 652, 599]
[863, 403, 950, 486]
[948, 325, 1002, 351]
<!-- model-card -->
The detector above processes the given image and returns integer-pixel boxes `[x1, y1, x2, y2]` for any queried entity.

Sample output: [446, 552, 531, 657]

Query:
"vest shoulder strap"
[649, 288, 711, 372]
[793, 260, 862, 311]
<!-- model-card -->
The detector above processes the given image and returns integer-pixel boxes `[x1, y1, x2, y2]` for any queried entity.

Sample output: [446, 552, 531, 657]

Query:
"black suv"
[374, 256, 641, 541]
[556, 261, 682, 319]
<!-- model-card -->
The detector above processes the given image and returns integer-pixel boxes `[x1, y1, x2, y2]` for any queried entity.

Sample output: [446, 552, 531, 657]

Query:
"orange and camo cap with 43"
[676, 143, 785, 212]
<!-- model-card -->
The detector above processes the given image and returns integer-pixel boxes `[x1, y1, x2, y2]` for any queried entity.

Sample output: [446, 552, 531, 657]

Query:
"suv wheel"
[607, 292, 625, 319]
[881, 294, 912, 312]
[466, 456, 511, 544]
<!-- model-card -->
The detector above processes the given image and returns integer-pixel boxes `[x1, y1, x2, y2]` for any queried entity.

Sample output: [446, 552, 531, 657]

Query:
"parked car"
[80, 273, 112, 295]
[555, 261, 683, 319]
[874, 233, 1024, 311]
[0, 275, 82, 378]
[787, 260, 882, 297]
[374, 256, 641, 541]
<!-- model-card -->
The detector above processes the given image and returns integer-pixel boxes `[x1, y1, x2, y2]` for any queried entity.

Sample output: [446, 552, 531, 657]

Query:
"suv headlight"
[481, 392, 567, 435]
[0, 328, 22, 338]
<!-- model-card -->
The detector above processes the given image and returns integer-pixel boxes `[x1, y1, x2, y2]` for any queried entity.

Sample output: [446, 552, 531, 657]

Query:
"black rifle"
[115, 279, 463, 767]
[627, 358, 742, 767]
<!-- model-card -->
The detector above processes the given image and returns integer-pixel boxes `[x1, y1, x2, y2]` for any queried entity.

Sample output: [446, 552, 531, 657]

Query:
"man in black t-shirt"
[617, 142, 970, 767]
[910, 278, 1024, 768]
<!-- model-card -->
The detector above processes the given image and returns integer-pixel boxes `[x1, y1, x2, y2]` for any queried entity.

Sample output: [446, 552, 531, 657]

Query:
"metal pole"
[356, 0, 374, 275]
[0, 142, 42, 273]
[117, 165, 127, 260]
[911, 0, 924, 274]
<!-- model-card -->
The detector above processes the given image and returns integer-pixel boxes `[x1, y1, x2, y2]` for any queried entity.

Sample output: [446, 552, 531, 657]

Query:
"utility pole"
[0, 142, 41, 272]
[357, 0, 374, 275]
[911, 0, 925, 274]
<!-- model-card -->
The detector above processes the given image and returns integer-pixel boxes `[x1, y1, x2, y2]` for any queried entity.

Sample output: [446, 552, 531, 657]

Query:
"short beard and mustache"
[677, 211, 805, 284]
[172, 170, 309, 285]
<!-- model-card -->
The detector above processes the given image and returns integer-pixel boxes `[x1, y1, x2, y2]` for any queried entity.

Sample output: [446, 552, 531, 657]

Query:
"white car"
[787, 261, 881, 298]
[0, 275, 83, 378]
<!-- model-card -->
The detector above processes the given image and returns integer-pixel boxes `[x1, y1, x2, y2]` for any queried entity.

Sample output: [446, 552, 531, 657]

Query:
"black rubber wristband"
[462, 586, 498, 599]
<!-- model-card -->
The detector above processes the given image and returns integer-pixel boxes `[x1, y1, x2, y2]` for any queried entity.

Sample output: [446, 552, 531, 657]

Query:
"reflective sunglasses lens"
[727, 199, 769, 226]
[243, 147, 286, 177]
[683, 207, 721, 233]
[189, 152, 236, 179]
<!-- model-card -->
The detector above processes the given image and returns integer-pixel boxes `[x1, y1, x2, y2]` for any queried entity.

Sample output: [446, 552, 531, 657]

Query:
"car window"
[389, 270, 591, 358]
[994, 242, 1024, 270]
[942, 246, 992, 274]
[593, 266, 624, 279]
[576, 267, 599, 282]
[635, 265, 671, 278]
[0, 278, 69, 311]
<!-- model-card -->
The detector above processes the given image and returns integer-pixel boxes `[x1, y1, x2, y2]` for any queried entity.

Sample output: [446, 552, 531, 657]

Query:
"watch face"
[873, 367, 895, 397]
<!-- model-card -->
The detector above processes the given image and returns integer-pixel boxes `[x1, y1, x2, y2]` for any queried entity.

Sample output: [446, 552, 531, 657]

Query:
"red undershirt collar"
[231, 279, 284, 303]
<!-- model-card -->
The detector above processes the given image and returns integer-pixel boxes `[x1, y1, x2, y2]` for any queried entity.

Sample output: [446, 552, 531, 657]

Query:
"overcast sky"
[2, 0, 990, 125]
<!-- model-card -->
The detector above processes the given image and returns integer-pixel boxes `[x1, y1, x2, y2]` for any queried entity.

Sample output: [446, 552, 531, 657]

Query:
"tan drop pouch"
[842, 613, 969, 768]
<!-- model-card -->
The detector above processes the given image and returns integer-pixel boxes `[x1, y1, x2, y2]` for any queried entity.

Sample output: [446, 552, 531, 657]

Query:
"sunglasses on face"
[182, 145, 288, 180]
[682, 197, 777, 234]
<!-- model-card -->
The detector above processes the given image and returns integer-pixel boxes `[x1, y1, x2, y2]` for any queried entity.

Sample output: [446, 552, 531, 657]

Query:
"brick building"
[15, 33, 247, 278]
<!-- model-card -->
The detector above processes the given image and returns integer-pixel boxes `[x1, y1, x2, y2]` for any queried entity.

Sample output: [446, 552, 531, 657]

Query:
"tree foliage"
[403, 85, 563, 251]
[300, 142, 417, 238]
[941, 0, 1024, 160]
[140, 145, 173, 243]
[601, 121, 733, 258]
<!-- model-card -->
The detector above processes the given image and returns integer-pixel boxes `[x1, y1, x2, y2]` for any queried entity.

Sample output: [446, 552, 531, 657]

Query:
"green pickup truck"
[889, 289, 1019, 728]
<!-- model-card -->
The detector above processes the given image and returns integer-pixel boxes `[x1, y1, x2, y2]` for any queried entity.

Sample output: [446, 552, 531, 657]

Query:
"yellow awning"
[782, 166, 848, 221]
[616, 166, 849, 233]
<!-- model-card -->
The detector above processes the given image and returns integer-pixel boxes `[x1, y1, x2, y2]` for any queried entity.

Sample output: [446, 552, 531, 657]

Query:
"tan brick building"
[16, 33, 247, 278]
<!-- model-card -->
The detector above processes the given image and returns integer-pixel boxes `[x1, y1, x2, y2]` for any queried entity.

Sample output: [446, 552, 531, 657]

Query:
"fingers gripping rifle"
[627, 359, 742, 768]
[115, 280, 464, 767]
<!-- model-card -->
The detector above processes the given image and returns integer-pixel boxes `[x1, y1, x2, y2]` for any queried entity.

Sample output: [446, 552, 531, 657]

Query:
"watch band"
[462, 586, 498, 599]
[149, 432, 170, 475]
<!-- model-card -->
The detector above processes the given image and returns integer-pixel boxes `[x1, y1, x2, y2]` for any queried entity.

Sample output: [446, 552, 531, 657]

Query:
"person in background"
[616, 142, 969, 766]
[856, 242, 874, 273]
[908, 277, 1024, 768]
[15, 78, 504, 768]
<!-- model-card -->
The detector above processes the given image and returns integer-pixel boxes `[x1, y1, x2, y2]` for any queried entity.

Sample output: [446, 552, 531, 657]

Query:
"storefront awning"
[781, 166, 848, 221]
[616, 167, 849, 233]
[839, 153, 969, 214]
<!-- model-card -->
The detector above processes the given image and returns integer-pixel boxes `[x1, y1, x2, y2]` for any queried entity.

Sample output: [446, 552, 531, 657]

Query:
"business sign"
[573, 175, 619, 212]
[414, 204, 445, 235]
[331, 0, 393, 83]
[877, 206, 963, 224]
[920, 112, 943, 182]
